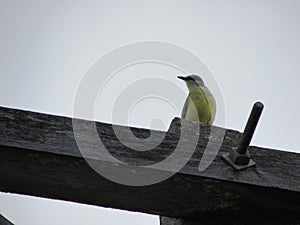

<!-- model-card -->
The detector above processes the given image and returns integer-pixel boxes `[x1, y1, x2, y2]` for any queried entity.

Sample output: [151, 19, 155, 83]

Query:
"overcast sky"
[1, 0, 300, 224]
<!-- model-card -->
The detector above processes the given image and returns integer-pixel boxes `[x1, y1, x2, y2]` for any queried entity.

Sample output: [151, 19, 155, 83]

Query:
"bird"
[178, 75, 216, 125]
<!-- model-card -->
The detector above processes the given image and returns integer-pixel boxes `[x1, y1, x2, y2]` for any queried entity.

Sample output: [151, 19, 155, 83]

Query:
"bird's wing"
[202, 87, 217, 124]
[181, 94, 191, 118]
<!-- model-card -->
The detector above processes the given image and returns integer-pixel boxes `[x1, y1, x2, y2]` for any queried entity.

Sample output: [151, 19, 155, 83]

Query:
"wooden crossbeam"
[0, 106, 299, 222]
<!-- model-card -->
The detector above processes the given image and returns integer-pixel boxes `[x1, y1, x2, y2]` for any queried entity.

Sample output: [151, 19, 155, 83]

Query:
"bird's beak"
[177, 76, 188, 80]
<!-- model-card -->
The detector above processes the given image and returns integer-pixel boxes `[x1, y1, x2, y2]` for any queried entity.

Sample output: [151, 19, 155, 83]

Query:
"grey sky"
[1, 0, 300, 224]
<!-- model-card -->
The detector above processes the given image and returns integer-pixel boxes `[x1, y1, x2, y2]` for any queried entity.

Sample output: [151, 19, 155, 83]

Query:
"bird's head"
[177, 75, 205, 90]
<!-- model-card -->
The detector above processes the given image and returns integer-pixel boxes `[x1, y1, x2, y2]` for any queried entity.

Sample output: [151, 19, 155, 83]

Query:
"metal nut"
[229, 147, 251, 165]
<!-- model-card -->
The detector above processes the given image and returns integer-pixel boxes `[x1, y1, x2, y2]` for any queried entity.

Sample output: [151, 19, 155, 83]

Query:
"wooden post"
[0, 106, 300, 223]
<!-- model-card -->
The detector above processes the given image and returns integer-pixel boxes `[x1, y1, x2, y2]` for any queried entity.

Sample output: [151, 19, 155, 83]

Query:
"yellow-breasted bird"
[178, 75, 216, 125]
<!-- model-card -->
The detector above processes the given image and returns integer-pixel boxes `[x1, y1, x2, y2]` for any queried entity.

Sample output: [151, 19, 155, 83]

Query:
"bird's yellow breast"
[185, 86, 216, 125]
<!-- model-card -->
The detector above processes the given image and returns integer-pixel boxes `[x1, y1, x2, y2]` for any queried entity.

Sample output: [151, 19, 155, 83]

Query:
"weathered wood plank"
[160, 214, 300, 225]
[0, 106, 299, 219]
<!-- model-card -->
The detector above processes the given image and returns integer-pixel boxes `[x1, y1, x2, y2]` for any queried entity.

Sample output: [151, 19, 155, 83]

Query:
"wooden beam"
[160, 214, 300, 225]
[0, 106, 300, 220]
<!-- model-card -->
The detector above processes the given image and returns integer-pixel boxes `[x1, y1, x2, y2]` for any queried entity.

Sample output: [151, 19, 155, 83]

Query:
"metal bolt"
[236, 102, 264, 154]
[222, 101, 264, 170]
